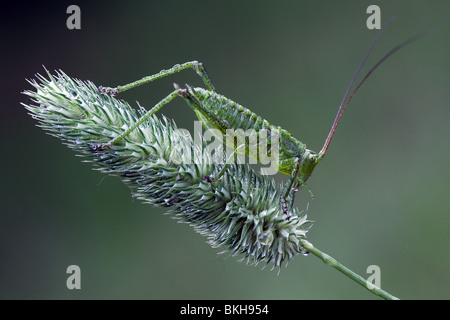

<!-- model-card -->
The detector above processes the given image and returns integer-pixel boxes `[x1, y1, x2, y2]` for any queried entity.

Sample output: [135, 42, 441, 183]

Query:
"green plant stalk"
[22, 69, 399, 299]
[300, 240, 399, 300]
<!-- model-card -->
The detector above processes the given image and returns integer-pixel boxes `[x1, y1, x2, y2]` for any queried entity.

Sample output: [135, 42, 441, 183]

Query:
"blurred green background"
[2, 1, 449, 299]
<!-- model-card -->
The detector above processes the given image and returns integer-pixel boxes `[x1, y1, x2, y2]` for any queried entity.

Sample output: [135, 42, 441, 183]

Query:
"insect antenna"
[319, 23, 436, 158]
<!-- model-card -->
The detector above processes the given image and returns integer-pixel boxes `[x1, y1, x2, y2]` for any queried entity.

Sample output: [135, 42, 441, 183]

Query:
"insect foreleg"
[98, 61, 215, 96]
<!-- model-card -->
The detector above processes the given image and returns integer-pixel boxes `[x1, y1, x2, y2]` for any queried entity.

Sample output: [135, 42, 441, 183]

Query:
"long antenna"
[319, 23, 435, 158]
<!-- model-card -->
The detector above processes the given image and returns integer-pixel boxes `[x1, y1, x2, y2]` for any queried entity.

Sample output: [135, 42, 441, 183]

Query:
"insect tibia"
[98, 60, 216, 97]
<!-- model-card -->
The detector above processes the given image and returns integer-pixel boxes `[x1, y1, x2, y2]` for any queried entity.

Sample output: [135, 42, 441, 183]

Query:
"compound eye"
[308, 154, 316, 161]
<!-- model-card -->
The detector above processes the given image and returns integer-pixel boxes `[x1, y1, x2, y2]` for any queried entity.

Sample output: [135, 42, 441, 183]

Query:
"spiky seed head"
[22, 70, 311, 268]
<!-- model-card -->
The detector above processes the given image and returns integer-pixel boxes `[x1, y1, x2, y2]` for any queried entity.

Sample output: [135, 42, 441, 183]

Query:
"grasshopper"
[94, 25, 431, 217]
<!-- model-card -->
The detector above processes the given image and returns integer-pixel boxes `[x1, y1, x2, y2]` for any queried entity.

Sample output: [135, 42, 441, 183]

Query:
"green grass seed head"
[22, 70, 310, 268]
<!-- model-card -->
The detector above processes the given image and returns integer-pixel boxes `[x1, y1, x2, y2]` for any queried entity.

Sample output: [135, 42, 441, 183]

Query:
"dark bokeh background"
[2, 1, 449, 299]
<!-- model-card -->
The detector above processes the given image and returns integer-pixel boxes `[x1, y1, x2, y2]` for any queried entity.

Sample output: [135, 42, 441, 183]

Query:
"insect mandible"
[94, 25, 431, 218]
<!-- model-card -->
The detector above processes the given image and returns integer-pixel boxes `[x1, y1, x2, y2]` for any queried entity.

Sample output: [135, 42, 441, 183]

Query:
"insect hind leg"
[98, 61, 216, 96]
[90, 89, 183, 150]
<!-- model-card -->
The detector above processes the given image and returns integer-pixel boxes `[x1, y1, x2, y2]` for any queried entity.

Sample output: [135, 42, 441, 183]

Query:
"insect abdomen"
[191, 87, 283, 168]
[193, 88, 270, 132]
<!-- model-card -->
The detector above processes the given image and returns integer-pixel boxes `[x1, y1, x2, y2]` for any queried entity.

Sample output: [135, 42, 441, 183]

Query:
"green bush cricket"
[93, 24, 432, 218]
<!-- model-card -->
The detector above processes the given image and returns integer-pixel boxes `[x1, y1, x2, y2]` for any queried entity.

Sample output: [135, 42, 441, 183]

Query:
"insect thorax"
[277, 129, 307, 175]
